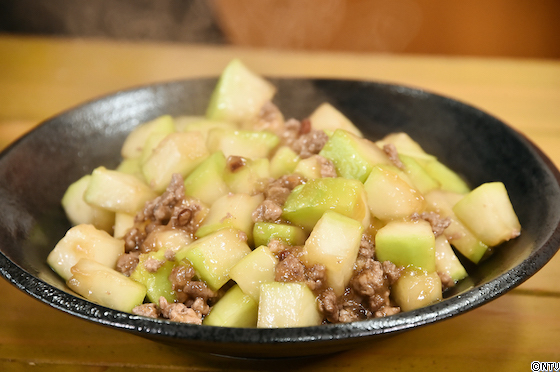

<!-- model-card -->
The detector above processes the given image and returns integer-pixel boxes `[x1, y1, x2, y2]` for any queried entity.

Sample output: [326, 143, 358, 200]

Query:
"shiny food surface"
[1, 35, 560, 370]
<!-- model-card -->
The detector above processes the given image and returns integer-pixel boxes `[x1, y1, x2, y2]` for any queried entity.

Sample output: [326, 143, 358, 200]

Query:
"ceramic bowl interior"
[1, 78, 559, 358]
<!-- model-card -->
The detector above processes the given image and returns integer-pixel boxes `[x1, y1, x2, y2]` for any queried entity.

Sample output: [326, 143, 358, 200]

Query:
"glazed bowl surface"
[1, 78, 559, 358]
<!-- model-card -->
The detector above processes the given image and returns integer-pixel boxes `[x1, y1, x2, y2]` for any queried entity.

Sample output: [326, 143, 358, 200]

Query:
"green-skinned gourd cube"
[184, 151, 229, 206]
[203, 284, 258, 327]
[177, 228, 252, 291]
[282, 177, 370, 231]
[229, 245, 278, 301]
[375, 220, 436, 272]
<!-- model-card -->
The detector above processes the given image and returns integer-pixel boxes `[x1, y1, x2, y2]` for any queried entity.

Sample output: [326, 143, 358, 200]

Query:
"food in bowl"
[46, 60, 521, 328]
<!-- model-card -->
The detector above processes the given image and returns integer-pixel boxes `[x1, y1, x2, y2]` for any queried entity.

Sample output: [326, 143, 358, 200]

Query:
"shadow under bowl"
[1, 78, 559, 358]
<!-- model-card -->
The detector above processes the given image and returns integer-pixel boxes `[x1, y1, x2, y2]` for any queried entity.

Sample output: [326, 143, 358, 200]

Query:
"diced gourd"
[375, 220, 436, 272]
[195, 193, 264, 242]
[376, 132, 436, 162]
[229, 245, 278, 301]
[113, 212, 134, 239]
[142, 132, 209, 193]
[184, 151, 229, 206]
[206, 59, 276, 124]
[121, 115, 175, 159]
[61, 175, 115, 233]
[207, 129, 279, 160]
[435, 235, 468, 283]
[252, 222, 306, 248]
[139, 131, 169, 164]
[282, 177, 370, 231]
[257, 282, 322, 328]
[424, 190, 489, 263]
[84, 166, 157, 215]
[269, 146, 299, 179]
[67, 258, 147, 313]
[203, 285, 258, 327]
[452, 182, 521, 247]
[47, 224, 125, 280]
[129, 249, 178, 303]
[177, 118, 238, 141]
[301, 211, 364, 296]
[422, 159, 470, 194]
[145, 228, 194, 253]
[177, 228, 252, 291]
[364, 165, 425, 221]
[293, 155, 329, 180]
[224, 157, 270, 195]
[391, 268, 442, 312]
[309, 102, 363, 137]
[399, 154, 441, 194]
[116, 158, 144, 180]
[319, 129, 390, 183]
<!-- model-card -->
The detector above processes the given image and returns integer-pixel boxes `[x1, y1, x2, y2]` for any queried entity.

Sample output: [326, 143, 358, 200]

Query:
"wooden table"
[1, 34, 559, 371]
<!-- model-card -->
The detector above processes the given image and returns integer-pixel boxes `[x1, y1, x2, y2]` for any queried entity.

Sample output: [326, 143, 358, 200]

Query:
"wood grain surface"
[0, 35, 559, 371]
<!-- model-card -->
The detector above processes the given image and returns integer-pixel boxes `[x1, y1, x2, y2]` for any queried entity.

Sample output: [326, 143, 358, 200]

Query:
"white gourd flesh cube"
[121, 115, 175, 159]
[177, 228, 252, 291]
[195, 193, 264, 242]
[142, 131, 209, 193]
[452, 182, 521, 247]
[364, 165, 425, 221]
[61, 174, 115, 233]
[203, 284, 258, 327]
[206, 59, 276, 124]
[47, 224, 125, 281]
[68, 258, 146, 313]
[229, 245, 278, 301]
[435, 235, 468, 283]
[391, 268, 442, 312]
[84, 166, 157, 215]
[309, 102, 363, 137]
[301, 211, 364, 296]
[184, 151, 229, 206]
[257, 282, 322, 328]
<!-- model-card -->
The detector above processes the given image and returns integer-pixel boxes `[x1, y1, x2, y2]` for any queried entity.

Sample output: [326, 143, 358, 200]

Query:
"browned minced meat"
[132, 303, 159, 319]
[383, 143, 404, 169]
[252, 174, 304, 223]
[279, 118, 328, 159]
[226, 155, 246, 172]
[116, 251, 140, 276]
[253, 101, 285, 134]
[144, 256, 166, 273]
[411, 211, 451, 237]
[159, 297, 203, 324]
[123, 173, 206, 253]
[315, 155, 337, 178]
[275, 251, 328, 294]
[314, 233, 403, 324]
[252, 199, 283, 223]
[169, 265, 196, 292]
[438, 271, 455, 290]
[267, 238, 290, 255]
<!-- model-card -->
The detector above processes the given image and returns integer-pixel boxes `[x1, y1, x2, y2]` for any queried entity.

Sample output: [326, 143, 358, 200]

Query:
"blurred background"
[0, 0, 559, 59]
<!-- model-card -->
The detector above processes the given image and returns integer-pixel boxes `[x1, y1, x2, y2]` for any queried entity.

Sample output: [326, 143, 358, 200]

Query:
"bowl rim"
[1, 77, 560, 356]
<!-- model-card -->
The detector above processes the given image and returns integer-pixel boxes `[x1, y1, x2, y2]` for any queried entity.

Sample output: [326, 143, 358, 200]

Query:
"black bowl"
[1, 78, 559, 358]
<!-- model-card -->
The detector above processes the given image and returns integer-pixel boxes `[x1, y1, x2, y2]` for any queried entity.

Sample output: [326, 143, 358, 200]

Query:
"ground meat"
[383, 143, 404, 169]
[226, 155, 246, 172]
[318, 288, 339, 323]
[265, 185, 291, 205]
[144, 256, 165, 273]
[305, 264, 327, 292]
[132, 303, 159, 319]
[275, 253, 306, 282]
[438, 271, 455, 290]
[411, 211, 451, 237]
[183, 281, 217, 303]
[291, 129, 329, 159]
[116, 251, 140, 276]
[159, 297, 202, 324]
[315, 155, 337, 178]
[267, 238, 290, 255]
[355, 234, 376, 272]
[382, 261, 403, 285]
[281, 118, 303, 146]
[123, 173, 206, 253]
[169, 265, 196, 291]
[252, 199, 283, 222]
[352, 261, 386, 297]
[253, 101, 285, 134]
